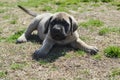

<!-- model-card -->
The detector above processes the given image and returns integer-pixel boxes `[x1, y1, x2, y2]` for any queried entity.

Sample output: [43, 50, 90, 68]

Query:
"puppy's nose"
[53, 27, 62, 33]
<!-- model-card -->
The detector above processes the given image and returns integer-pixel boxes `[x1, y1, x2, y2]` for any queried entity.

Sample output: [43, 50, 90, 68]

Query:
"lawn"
[0, 0, 120, 80]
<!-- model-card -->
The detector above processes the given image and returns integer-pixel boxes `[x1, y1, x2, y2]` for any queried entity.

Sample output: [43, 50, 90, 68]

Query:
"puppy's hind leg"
[16, 18, 40, 43]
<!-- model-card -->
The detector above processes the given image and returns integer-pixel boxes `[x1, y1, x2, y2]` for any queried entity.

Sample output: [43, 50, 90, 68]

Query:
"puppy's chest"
[55, 35, 76, 45]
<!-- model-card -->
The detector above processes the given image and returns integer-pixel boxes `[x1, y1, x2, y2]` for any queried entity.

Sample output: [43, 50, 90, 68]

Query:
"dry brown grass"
[0, 0, 120, 80]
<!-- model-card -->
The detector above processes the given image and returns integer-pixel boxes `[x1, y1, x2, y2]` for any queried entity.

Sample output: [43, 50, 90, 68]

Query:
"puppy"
[17, 5, 99, 59]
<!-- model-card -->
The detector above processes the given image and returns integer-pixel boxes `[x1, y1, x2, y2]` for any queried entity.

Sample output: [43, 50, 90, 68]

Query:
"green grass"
[64, 53, 73, 58]
[41, 6, 52, 11]
[99, 27, 110, 35]
[10, 19, 17, 24]
[0, 2, 5, 6]
[0, 71, 7, 78]
[109, 68, 120, 80]
[110, 68, 120, 77]
[17, 0, 115, 12]
[104, 46, 120, 58]
[2, 15, 11, 19]
[2, 14, 18, 24]
[0, 37, 6, 42]
[55, 7, 68, 12]
[101, 0, 113, 2]
[92, 54, 102, 60]
[18, 0, 113, 12]
[91, 3, 101, 7]
[18, 0, 114, 7]
[0, 9, 5, 13]
[0, 1, 16, 7]
[18, 0, 81, 7]
[6, 29, 25, 43]
[79, 36, 91, 41]
[18, 0, 51, 7]
[79, 19, 104, 28]
[99, 27, 120, 35]
[111, 0, 120, 10]
[0, 28, 2, 34]
[80, 0, 113, 2]
[18, 0, 81, 12]
[78, 69, 90, 77]
[39, 59, 49, 65]
[112, 2, 120, 6]
[76, 50, 86, 56]
[10, 63, 26, 70]
[80, 0, 100, 2]
[50, 65, 58, 71]
[0, 2, 9, 7]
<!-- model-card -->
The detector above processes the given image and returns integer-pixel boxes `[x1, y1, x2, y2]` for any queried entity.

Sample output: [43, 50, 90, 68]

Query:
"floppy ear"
[69, 16, 78, 34]
[44, 16, 53, 34]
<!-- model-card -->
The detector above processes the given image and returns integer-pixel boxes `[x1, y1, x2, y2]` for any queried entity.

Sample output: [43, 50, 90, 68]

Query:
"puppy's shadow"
[28, 34, 73, 62]
[44, 45, 73, 62]
[28, 34, 42, 43]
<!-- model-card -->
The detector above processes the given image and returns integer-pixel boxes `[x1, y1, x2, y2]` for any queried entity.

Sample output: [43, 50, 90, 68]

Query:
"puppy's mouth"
[51, 33, 66, 41]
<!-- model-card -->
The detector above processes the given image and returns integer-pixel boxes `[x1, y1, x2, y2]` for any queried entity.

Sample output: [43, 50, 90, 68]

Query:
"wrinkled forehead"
[51, 13, 70, 23]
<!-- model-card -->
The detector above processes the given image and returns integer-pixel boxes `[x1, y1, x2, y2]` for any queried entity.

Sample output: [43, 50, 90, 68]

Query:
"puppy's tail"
[18, 5, 38, 17]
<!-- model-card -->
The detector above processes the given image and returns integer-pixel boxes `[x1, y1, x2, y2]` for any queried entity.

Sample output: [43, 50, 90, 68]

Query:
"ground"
[0, 0, 120, 80]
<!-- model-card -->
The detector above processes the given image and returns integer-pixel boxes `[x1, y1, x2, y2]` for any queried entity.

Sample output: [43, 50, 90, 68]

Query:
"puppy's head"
[44, 12, 78, 41]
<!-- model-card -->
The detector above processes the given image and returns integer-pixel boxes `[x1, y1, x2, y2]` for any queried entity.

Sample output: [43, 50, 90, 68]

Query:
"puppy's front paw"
[16, 38, 27, 43]
[16, 34, 27, 43]
[32, 50, 47, 60]
[87, 46, 99, 55]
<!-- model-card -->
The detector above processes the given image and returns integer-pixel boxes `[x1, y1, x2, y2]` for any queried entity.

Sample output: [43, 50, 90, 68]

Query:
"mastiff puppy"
[17, 5, 99, 59]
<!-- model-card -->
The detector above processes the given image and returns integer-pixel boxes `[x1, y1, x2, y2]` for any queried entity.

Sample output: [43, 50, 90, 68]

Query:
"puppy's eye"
[63, 22, 69, 27]
[62, 22, 69, 33]
[50, 21, 56, 25]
